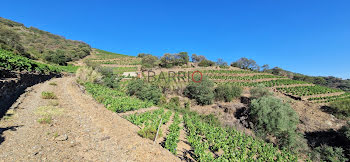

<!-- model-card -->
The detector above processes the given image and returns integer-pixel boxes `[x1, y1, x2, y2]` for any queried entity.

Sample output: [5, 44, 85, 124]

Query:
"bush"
[198, 59, 215, 67]
[159, 96, 167, 105]
[215, 84, 242, 102]
[250, 84, 273, 99]
[97, 67, 120, 89]
[127, 79, 162, 105]
[339, 121, 350, 141]
[170, 97, 180, 107]
[183, 76, 214, 105]
[329, 100, 350, 118]
[250, 96, 299, 150]
[126, 79, 146, 96]
[138, 126, 162, 140]
[76, 66, 103, 84]
[141, 54, 158, 68]
[312, 145, 348, 162]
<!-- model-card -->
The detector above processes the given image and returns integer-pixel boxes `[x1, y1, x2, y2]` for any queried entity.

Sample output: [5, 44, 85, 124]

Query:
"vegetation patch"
[41, 91, 57, 99]
[35, 106, 63, 124]
[49, 82, 57, 86]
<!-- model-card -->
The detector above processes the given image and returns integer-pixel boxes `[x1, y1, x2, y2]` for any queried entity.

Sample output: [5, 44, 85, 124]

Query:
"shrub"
[141, 54, 158, 68]
[126, 79, 146, 96]
[339, 121, 350, 140]
[170, 97, 180, 107]
[184, 100, 191, 110]
[37, 116, 52, 124]
[183, 76, 214, 105]
[250, 84, 273, 99]
[250, 96, 299, 150]
[138, 126, 162, 140]
[127, 79, 162, 105]
[329, 100, 350, 118]
[137, 84, 162, 105]
[41, 91, 57, 99]
[312, 145, 348, 162]
[76, 66, 103, 84]
[198, 59, 215, 67]
[159, 96, 167, 105]
[215, 84, 242, 102]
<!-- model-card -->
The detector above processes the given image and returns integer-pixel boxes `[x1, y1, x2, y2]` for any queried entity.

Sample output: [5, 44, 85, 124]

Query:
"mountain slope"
[0, 17, 91, 65]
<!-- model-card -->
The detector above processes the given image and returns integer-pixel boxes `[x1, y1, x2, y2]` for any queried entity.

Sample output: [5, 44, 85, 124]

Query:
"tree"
[262, 64, 270, 72]
[198, 59, 215, 67]
[191, 54, 206, 63]
[183, 76, 215, 105]
[160, 53, 175, 68]
[231, 57, 260, 71]
[141, 54, 158, 68]
[216, 58, 228, 67]
[177, 52, 189, 65]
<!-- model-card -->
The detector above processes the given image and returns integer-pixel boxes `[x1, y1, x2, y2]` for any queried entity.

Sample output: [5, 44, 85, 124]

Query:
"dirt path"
[0, 77, 179, 162]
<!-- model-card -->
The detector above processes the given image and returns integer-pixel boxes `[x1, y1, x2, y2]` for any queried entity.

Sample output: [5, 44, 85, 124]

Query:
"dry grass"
[37, 116, 52, 124]
[49, 82, 57, 86]
[41, 91, 57, 99]
[35, 106, 63, 124]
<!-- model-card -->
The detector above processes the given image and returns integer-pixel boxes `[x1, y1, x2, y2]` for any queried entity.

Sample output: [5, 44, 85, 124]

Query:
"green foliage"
[250, 84, 273, 99]
[0, 17, 91, 64]
[58, 64, 79, 73]
[165, 112, 182, 154]
[159, 52, 189, 68]
[312, 145, 348, 162]
[126, 108, 168, 140]
[250, 96, 300, 150]
[231, 57, 260, 71]
[183, 76, 215, 105]
[41, 91, 57, 99]
[49, 82, 57, 86]
[215, 84, 242, 102]
[141, 54, 158, 68]
[183, 113, 298, 161]
[0, 49, 61, 73]
[329, 100, 350, 118]
[126, 79, 162, 105]
[84, 82, 153, 113]
[339, 122, 350, 141]
[138, 126, 160, 140]
[97, 67, 120, 89]
[170, 97, 180, 107]
[198, 59, 215, 67]
[277, 85, 342, 97]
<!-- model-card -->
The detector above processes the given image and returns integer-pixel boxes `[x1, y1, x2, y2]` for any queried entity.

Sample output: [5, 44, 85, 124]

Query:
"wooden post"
[154, 118, 162, 144]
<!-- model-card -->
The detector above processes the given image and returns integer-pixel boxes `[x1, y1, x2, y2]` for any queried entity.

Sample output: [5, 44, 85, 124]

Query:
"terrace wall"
[0, 70, 60, 118]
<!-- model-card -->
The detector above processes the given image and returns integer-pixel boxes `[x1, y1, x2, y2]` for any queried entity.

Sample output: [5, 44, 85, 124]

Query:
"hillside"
[1, 17, 350, 162]
[0, 17, 91, 65]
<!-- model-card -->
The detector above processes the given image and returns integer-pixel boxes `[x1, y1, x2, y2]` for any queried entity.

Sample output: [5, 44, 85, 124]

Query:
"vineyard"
[0, 49, 61, 74]
[208, 74, 285, 81]
[307, 92, 350, 103]
[84, 82, 153, 112]
[122, 108, 298, 161]
[276, 85, 343, 97]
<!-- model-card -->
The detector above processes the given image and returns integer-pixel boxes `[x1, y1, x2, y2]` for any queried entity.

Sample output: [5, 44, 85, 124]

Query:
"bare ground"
[0, 77, 179, 162]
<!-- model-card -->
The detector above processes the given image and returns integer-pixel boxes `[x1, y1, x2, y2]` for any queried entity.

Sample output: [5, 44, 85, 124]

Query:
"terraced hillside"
[83, 49, 141, 73]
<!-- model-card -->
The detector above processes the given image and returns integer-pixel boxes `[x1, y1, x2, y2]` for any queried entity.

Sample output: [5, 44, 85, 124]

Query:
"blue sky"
[2, 0, 350, 79]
